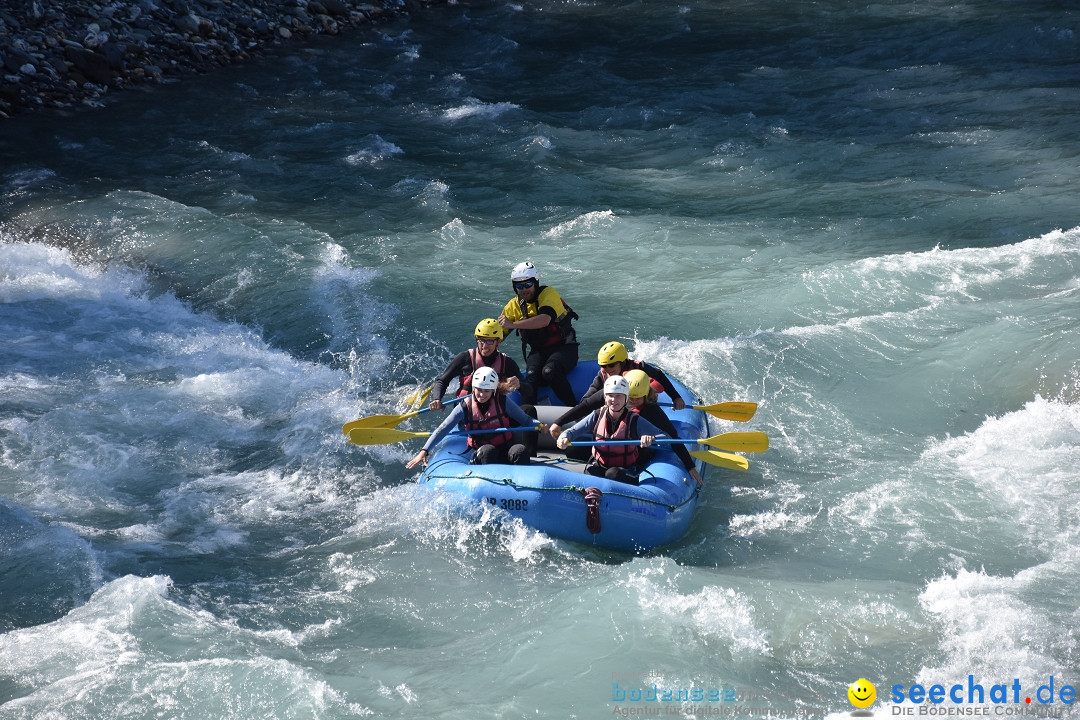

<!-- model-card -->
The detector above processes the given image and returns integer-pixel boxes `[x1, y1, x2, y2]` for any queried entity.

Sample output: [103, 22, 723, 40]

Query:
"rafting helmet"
[597, 341, 629, 366]
[474, 318, 504, 340]
[603, 375, 630, 397]
[511, 261, 538, 283]
[472, 367, 500, 391]
[624, 369, 651, 399]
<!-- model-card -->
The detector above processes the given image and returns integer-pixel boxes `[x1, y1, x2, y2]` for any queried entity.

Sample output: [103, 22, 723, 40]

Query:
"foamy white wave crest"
[345, 135, 405, 166]
[0, 239, 148, 303]
[728, 510, 815, 537]
[542, 210, 617, 239]
[0, 575, 363, 716]
[913, 397, 1080, 688]
[807, 226, 1080, 304]
[349, 484, 557, 562]
[923, 396, 1080, 551]
[442, 98, 520, 121]
[916, 567, 1065, 684]
[630, 334, 760, 402]
[631, 566, 771, 657]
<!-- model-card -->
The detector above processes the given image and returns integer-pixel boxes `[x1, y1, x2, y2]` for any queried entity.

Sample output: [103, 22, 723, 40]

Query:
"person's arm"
[503, 307, 554, 331]
[498, 287, 563, 332]
[549, 392, 603, 439]
[499, 354, 523, 394]
[556, 410, 598, 449]
[505, 400, 544, 432]
[632, 415, 668, 447]
[641, 361, 684, 408]
[406, 404, 465, 468]
[430, 351, 471, 409]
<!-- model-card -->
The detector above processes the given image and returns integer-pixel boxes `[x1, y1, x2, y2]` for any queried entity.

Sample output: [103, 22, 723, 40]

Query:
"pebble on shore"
[0, 0, 445, 120]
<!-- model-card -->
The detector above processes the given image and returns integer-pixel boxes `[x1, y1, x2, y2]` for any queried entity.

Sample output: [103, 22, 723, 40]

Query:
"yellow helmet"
[474, 318, 504, 340]
[624, 369, 651, 399]
[597, 341, 628, 366]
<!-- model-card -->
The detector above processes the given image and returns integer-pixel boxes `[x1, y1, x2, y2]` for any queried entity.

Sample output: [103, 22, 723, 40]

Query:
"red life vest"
[591, 409, 639, 468]
[463, 394, 513, 449]
[456, 349, 509, 397]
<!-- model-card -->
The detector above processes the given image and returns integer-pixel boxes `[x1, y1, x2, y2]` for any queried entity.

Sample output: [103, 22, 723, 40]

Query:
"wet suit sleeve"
[641, 361, 683, 403]
[421, 404, 466, 453]
[632, 415, 668, 441]
[505, 399, 543, 430]
[503, 355, 525, 383]
[561, 410, 601, 444]
[431, 351, 472, 399]
[554, 391, 604, 426]
[639, 403, 696, 471]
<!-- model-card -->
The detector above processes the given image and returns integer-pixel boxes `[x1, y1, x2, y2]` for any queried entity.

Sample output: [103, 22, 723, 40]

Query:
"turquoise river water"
[2, 0, 1079, 718]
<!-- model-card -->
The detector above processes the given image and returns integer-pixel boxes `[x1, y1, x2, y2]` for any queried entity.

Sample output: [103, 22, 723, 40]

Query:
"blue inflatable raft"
[417, 361, 710, 553]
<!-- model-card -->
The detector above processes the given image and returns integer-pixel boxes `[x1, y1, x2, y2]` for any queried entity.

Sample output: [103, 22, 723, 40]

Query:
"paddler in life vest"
[406, 367, 544, 469]
[549, 368, 704, 487]
[497, 261, 579, 407]
[556, 375, 667, 486]
[427, 318, 529, 411]
[624, 369, 703, 486]
[581, 341, 686, 410]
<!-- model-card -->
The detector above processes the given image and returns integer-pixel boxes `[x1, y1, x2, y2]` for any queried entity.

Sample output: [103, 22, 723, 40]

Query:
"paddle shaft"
[568, 431, 768, 452]
[342, 395, 465, 434]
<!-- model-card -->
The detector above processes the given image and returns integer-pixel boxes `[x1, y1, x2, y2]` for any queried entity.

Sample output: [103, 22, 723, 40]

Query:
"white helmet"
[603, 375, 630, 396]
[511, 261, 538, 283]
[472, 367, 500, 391]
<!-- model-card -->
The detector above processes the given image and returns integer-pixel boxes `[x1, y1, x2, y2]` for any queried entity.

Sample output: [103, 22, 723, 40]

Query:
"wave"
[442, 98, 520, 121]
[0, 575, 362, 716]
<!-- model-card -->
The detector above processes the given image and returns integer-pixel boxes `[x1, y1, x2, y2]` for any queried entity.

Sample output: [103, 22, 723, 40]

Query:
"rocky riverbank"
[0, 0, 445, 119]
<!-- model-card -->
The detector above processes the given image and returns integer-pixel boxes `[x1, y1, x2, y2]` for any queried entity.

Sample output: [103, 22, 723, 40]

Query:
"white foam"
[0, 239, 147, 303]
[0, 576, 365, 716]
[442, 98, 520, 121]
[924, 396, 1080, 552]
[542, 210, 617, 239]
[627, 561, 772, 657]
[345, 134, 405, 166]
[349, 484, 558, 562]
[914, 397, 1080, 685]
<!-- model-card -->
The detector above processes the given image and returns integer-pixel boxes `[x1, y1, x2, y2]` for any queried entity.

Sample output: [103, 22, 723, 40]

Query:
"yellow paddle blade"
[347, 427, 432, 446]
[403, 385, 433, 411]
[694, 401, 758, 422]
[342, 395, 464, 435]
[342, 410, 420, 435]
[690, 450, 749, 471]
[702, 431, 769, 453]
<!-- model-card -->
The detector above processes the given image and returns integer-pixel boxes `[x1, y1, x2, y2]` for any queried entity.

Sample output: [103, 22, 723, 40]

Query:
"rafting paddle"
[341, 396, 465, 435]
[659, 401, 758, 422]
[566, 431, 768, 453]
[689, 450, 749, 471]
[347, 426, 536, 446]
[402, 385, 433, 411]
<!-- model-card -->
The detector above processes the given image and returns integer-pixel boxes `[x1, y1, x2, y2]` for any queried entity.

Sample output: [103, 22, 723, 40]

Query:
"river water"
[2, 1, 1079, 717]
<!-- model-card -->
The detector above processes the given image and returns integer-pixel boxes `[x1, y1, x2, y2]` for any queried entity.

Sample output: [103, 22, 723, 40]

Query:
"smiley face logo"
[848, 678, 876, 709]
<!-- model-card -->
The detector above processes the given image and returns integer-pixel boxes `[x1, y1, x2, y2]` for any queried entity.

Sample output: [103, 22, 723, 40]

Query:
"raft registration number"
[486, 497, 529, 511]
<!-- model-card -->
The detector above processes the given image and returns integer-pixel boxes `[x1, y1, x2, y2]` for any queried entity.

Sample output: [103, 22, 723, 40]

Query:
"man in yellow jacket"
[498, 261, 579, 406]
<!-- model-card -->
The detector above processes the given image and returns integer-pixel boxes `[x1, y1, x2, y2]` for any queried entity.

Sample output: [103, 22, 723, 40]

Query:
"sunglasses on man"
[513, 280, 536, 290]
